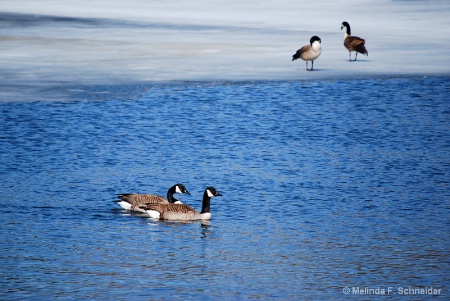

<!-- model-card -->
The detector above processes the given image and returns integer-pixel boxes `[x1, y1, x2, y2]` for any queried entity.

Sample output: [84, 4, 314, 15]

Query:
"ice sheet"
[0, 0, 449, 100]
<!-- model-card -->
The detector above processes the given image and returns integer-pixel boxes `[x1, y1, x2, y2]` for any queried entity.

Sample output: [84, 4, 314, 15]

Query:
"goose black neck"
[167, 186, 179, 204]
[346, 25, 351, 35]
[200, 190, 211, 214]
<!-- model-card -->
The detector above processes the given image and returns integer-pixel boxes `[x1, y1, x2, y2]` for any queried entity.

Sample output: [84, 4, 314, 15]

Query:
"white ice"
[0, 0, 449, 100]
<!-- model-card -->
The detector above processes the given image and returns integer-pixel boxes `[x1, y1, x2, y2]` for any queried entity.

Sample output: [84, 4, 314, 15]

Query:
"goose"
[115, 183, 190, 213]
[341, 21, 368, 61]
[292, 36, 322, 71]
[139, 186, 222, 220]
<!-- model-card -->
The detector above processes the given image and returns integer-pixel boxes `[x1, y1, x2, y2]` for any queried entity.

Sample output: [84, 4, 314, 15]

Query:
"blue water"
[1, 76, 449, 300]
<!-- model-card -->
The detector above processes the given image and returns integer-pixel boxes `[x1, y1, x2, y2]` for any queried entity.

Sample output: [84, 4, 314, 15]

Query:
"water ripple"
[1, 76, 449, 300]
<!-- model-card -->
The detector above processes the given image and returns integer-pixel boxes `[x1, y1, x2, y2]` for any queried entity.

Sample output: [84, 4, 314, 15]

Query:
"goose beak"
[185, 190, 191, 195]
[341, 25, 343, 30]
[216, 192, 223, 197]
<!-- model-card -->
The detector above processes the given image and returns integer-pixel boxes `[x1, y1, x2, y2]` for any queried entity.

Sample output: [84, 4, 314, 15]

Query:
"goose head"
[341, 21, 351, 35]
[310, 36, 321, 46]
[309, 36, 322, 51]
[168, 183, 190, 204]
[174, 183, 190, 195]
[205, 186, 223, 198]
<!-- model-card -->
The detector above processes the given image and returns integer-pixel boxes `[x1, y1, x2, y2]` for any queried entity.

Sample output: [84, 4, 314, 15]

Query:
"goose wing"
[292, 45, 310, 61]
[118, 194, 168, 206]
[344, 36, 368, 54]
[142, 203, 199, 220]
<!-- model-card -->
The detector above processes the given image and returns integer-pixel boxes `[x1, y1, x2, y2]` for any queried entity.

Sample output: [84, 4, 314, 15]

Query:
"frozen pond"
[1, 0, 449, 101]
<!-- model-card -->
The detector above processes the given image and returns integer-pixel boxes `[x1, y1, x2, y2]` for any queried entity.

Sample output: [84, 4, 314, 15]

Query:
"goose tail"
[115, 200, 132, 211]
[139, 203, 163, 219]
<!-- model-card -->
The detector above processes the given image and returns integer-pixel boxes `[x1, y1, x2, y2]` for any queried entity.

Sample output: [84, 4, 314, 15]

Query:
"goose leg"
[354, 52, 358, 61]
[349, 51, 351, 62]
[311, 61, 314, 71]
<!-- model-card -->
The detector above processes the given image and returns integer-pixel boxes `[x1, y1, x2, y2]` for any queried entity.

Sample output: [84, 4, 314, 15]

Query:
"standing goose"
[341, 21, 368, 61]
[292, 36, 322, 71]
[139, 186, 222, 221]
[115, 183, 190, 213]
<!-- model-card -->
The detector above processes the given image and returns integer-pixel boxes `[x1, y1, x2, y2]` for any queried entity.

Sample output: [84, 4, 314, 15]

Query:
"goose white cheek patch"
[175, 186, 183, 194]
[207, 189, 215, 198]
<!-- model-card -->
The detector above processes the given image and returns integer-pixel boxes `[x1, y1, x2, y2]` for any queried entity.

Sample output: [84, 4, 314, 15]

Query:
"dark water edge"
[0, 73, 449, 102]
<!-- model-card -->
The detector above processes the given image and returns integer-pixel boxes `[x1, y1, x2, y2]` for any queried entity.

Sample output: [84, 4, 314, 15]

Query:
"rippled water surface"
[1, 76, 449, 300]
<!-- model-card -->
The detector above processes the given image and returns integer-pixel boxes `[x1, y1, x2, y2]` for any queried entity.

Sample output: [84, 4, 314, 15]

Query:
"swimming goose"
[292, 36, 322, 71]
[115, 183, 190, 213]
[341, 21, 368, 61]
[139, 186, 222, 221]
